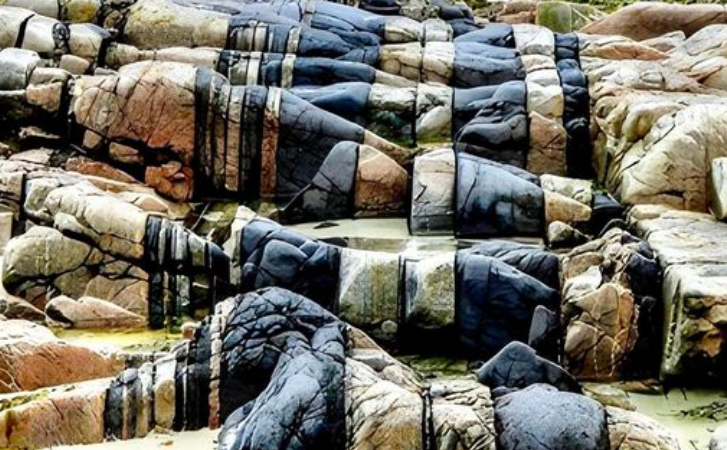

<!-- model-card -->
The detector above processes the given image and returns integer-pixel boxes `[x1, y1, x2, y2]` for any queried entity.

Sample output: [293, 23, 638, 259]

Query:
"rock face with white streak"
[712, 157, 727, 220]
[410, 148, 455, 235]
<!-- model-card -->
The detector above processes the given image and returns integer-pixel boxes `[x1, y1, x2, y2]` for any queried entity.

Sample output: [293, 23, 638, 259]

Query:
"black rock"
[238, 218, 341, 309]
[455, 253, 559, 358]
[455, 154, 544, 238]
[218, 287, 346, 450]
[462, 240, 559, 290]
[280, 141, 358, 224]
[527, 305, 561, 361]
[495, 384, 609, 450]
[477, 341, 580, 393]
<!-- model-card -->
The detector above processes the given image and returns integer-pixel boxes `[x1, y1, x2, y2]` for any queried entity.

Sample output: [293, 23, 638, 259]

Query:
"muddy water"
[52, 219, 726, 449]
[629, 388, 726, 450]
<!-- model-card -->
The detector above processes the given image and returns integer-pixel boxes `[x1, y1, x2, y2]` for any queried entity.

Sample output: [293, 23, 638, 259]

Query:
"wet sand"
[52, 428, 218, 450]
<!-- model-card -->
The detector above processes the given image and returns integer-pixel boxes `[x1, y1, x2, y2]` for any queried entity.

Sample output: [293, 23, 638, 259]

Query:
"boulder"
[547, 220, 588, 248]
[634, 210, 727, 378]
[354, 145, 408, 217]
[0, 295, 45, 323]
[477, 341, 580, 392]
[582, 3, 727, 41]
[541, 174, 593, 205]
[494, 384, 609, 450]
[3, 226, 149, 315]
[217, 288, 346, 449]
[45, 295, 146, 329]
[544, 190, 592, 225]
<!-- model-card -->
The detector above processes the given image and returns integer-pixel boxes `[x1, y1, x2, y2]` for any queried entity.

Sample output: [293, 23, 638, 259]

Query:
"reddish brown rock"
[0, 379, 108, 449]
[145, 161, 194, 202]
[72, 62, 197, 166]
[0, 320, 124, 393]
[354, 145, 408, 217]
[45, 295, 146, 329]
[582, 3, 727, 41]
[563, 283, 638, 381]
[66, 156, 139, 184]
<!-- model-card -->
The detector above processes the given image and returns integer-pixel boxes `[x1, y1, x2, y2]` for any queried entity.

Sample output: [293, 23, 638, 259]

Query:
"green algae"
[55, 328, 182, 353]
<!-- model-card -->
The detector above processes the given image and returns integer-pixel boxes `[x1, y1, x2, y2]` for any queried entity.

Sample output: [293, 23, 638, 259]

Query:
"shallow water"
[629, 388, 726, 450]
[289, 217, 543, 254]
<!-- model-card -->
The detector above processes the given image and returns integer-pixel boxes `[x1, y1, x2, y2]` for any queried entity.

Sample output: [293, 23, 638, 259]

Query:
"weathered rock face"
[282, 141, 408, 223]
[0, 378, 109, 449]
[585, 31, 727, 214]
[0, 2, 723, 447]
[214, 288, 347, 449]
[456, 153, 544, 238]
[71, 61, 411, 203]
[634, 208, 727, 379]
[0, 319, 124, 393]
[712, 157, 727, 220]
[404, 252, 456, 336]
[338, 248, 401, 342]
[410, 147, 456, 234]
[560, 229, 661, 381]
[0, 160, 228, 328]
[606, 406, 681, 450]
[0, 15, 597, 240]
[456, 250, 560, 358]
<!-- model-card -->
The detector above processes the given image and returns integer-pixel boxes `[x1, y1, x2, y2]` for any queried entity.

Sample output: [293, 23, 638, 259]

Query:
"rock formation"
[0, 288, 681, 450]
[3, 1, 727, 448]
